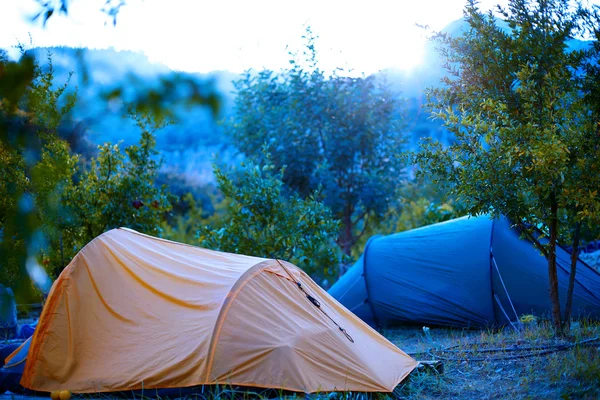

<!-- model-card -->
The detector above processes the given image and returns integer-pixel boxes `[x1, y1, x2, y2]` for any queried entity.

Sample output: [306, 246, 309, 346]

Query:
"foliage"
[414, 0, 600, 335]
[32, 0, 127, 26]
[2, 2, 222, 298]
[161, 190, 229, 245]
[102, 71, 222, 123]
[0, 49, 76, 298]
[228, 27, 406, 256]
[1, 47, 179, 289]
[58, 110, 174, 274]
[351, 179, 467, 260]
[199, 151, 340, 281]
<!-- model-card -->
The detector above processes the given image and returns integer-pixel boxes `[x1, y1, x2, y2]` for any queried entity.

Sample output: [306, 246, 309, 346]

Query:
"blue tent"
[328, 215, 600, 329]
[0, 338, 30, 394]
[0, 285, 17, 340]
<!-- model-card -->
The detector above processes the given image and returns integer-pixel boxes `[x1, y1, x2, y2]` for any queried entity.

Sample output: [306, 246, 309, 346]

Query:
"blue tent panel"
[491, 218, 600, 321]
[329, 215, 600, 328]
[0, 338, 30, 394]
[365, 216, 495, 328]
[328, 254, 376, 326]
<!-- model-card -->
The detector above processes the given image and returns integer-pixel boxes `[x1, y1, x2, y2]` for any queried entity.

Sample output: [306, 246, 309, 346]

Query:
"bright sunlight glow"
[0, 0, 508, 75]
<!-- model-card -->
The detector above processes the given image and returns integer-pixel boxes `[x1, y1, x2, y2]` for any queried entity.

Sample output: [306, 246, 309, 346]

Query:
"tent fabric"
[1, 339, 30, 394]
[328, 215, 600, 329]
[15, 228, 416, 394]
[0, 285, 17, 340]
[16, 320, 37, 340]
[330, 253, 376, 327]
[4, 338, 29, 373]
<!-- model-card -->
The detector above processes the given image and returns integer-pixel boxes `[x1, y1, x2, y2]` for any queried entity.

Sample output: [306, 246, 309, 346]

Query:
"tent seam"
[275, 259, 354, 343]
[514, 220, 600, 303]
[362, 235, 382, 328]
[20, 273, 70, 389]
[557, 242, 600, 278]
[510, 218, 600, 280]
[203, 260, 277, 383]
[489, 218, 497, 326]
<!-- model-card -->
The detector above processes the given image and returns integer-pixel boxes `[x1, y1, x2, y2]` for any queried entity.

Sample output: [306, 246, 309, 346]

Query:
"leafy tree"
[199, 151, 340, 282]
[228, 27, 405, 259]
[1, 48, 179, 289]
[414, 0, 600, 335]
[3, 2, 223, 300]
[161, 190, 230, 245]
[0, 49, 76, 299]
[58, 110, 174, 274]
[351, 178, 467, 260]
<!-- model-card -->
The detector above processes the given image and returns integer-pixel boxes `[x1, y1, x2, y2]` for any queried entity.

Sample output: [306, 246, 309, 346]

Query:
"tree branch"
[354, 212, 371, 243]
[518, 222, 550, 258]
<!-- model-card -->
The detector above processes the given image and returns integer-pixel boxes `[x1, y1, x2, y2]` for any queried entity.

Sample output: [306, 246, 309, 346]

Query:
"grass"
[385, 319, 600, 399]
[10, 320, 599, 400]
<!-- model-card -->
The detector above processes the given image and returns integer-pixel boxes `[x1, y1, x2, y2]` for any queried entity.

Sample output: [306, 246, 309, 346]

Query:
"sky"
[1, 0, 510, 75]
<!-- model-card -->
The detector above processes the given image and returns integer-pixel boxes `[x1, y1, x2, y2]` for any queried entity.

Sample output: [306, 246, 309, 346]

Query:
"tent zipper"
[276, 259, 354, 343]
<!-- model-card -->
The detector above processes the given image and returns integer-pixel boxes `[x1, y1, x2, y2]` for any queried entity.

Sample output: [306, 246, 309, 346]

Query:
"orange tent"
[15, 228, 416, 394]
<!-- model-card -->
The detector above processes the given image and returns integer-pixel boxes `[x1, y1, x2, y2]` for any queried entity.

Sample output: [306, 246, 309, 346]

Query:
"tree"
[199, 151, 340, 282]
[58, 109, 174, 275]
[161, 190, 230, 245]
[3, 3, 223, 300]
[0, 49, 77, 299]
[414, 0, 600, 335]
[563, 6, 600, 328]
[228, 27, 405, 260]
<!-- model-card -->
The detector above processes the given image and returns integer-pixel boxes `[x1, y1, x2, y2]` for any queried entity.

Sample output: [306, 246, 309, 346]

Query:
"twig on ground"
[415, 337, 599, 362]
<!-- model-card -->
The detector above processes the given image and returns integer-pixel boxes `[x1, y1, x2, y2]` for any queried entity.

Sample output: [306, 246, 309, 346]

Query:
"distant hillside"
[25, 46, 240, 142]
[23, 46, 242, 186]
[20, 45, 451, 186]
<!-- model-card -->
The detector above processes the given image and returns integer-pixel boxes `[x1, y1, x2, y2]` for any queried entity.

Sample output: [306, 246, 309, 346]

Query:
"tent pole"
[361, 236, 382, 329]
[494, 294, 519, 332]
[491, 256, 521, 324]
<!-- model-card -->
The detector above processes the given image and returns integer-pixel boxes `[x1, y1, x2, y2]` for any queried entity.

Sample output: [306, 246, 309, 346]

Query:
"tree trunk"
[563, 221, 581, 331]
[336, 212, 353, 278]
[548, 197, 563, 336]
[342, 212, 353, 257]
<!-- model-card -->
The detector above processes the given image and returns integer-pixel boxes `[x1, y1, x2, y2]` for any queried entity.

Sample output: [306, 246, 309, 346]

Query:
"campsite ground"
[3, 319, 598, 400]
[387, 319, 600, 399]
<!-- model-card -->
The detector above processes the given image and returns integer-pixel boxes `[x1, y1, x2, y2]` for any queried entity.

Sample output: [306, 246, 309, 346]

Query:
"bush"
[199, 151, 340, 282]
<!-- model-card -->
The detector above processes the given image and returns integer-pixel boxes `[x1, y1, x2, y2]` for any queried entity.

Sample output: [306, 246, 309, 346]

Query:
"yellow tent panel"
[18, 228, 416, 393]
